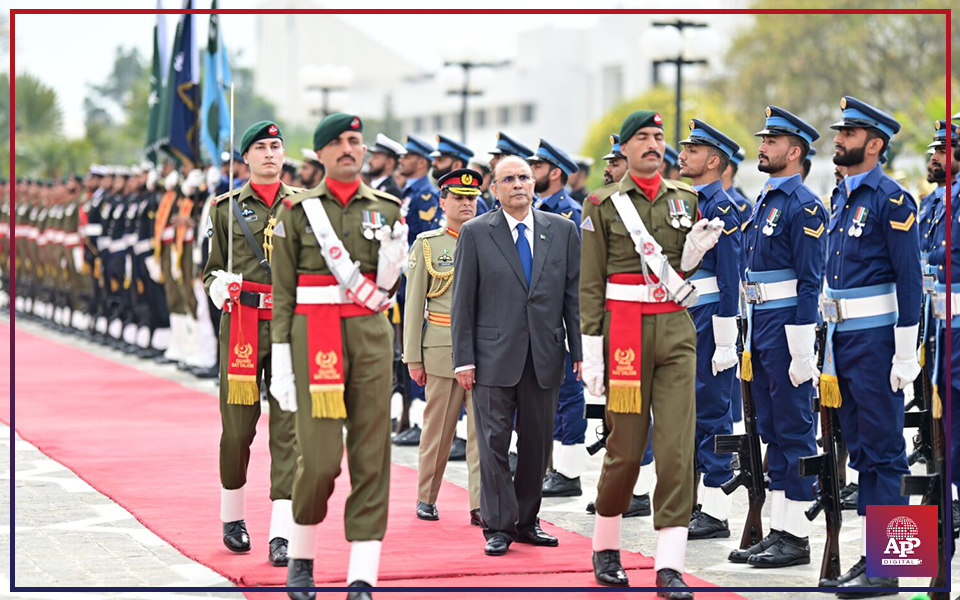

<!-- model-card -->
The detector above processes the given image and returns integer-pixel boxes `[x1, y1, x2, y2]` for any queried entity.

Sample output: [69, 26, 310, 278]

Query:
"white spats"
[592, 513, 622, 552]
[346, 540, 382, 587]
[408, 398, 426, 429]
[122, 323, 138, 345]
[654, 526, 689, 573]
[634, 462, 654, 496]
[220, 486, 245, 523]
[782, 498, 812, 538]
[95, 316, 108, 334]
[455, 414, 468, 441]
[164, 314, 186, 362]
[136, 325, 151, 349]
[269, 499, 293, 542]
[699, 485, 732, 521]
[151, 327, 171, 351]
[770, 490, 785, 531]
[108, 318, 123, 339]
[556, 444, 586, 479]
[288, 522, 318, 560]
[860, 515, 867, 557]
[389, 392, 403, 421]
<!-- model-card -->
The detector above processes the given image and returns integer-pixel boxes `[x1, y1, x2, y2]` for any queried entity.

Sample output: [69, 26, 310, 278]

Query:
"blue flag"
[200, 0, 231, 167]
[167, 0, 201, 168]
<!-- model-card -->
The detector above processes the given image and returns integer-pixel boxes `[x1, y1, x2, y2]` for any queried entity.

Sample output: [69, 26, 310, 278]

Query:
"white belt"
[133, 239, 153, 255]
[63, 233, 81, 246]
[605, 281, 671, 303]
[52, 231, 65, 243]
[109, 239, 127, 252]
[97, 238, 110, 251]
[931, 292, 959, 321]
[691, 276, 719, 296]
[161, 227, 175, 242]
[296, 285, 353, 305]
[123, 233, 138, 245]
[742, 279, 797, 304]
[820, 292, 897, 323]
[82, 223, 103, 236]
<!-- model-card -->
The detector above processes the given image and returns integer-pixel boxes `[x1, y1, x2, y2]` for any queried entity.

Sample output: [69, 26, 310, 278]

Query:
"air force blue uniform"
[824, 97, 920, 514]
[403, 136, 443, 245]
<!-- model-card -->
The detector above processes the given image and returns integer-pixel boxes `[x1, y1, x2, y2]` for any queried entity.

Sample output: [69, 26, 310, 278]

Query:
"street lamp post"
[301, 64, 354, 119]
[439, 46, 509, 144]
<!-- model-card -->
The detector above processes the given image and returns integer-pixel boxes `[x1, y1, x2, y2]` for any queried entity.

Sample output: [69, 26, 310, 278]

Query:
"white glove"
[376, 220, 410, 291]
[206, 166, 221, 191]
[209, 269, 242, 310]
[711, 315, 739, 376]
[784, 323, 819, 387]
[181, 169, 205, 196]
[145, 255, 161, 282]
[680, 217, 723, 271]
[72, 247, 85, 273]
[163, 170, 179, 191]
[124, 254, 132, 282]
[582, 334, 606, 397]
[146, 169, 158, 192]
[270, 343, 298, 412]
[170, 247, 182, 281]
[890, 324, 921, 392]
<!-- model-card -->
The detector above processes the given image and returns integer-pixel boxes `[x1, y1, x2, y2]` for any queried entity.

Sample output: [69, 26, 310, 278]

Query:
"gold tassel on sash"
[227, 375, 259, 405]
[932, 385, 943, 419]
[918, 342, 926, 367]
[819, 374, 842, 408]
[310, 384, 347, 419]
[740, 350, 753, 382]
[607, 383, 642, 414]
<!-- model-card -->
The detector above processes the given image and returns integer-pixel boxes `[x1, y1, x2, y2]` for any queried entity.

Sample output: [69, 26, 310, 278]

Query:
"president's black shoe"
[835, 572, 897, 598]
[625, 493, 651, 517]
[484, 533, 511, 556]
[746, 530, 810, 568]
[542, 471, 582, 497]
[268, 537, 288, 566]
[346, 580, 373, 600]
[729, 529, 782, 563]
[286, 558, 315, 600]
[470, 508, 486, 528]
[819, 556, 865, 587]
[592, 550, 629, 586]
[655, 568, 693, 599]
[688, 510, 730, 539]
[222, 520, 250, 553]
[449, 437, 466, 461]
[416, 500, 438, 521]
[392, 425, 421, 446]
[516, 523, 558, 546]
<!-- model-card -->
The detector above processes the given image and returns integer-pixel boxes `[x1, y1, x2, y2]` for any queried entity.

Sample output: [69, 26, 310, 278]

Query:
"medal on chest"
[849, 206, 868, 238]
[762, 207, 781, 236]
[361, 209, 387, 240]
[668, 198, 692, 229]
[437, 249, 453, 267]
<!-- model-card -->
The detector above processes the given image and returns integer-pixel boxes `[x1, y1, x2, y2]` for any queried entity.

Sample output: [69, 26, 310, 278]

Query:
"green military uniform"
[203, 180, 301, 500]
[402, 226, 482, 512]
[0, 183, 10, 307]
[272, 178, 401, 540]
[583, 173, 700, 529]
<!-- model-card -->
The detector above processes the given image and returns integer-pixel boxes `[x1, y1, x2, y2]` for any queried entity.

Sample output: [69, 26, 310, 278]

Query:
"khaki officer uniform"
[403, 226, 482, 512]
[584, 173, 699, 524]
[203, 181, 300, 502]
[271, 179, 400, 539]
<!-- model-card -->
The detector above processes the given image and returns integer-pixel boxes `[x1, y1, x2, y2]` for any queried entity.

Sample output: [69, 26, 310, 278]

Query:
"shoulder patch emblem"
[803, 222, 825, 239]
[580, 216, 595, 232]
[889, 194, 904, 206]
[282, 198, 293, 209]
[419, 205, 438, 222]
[272, 220, 286, 238]
[420, 193, 432, 201]
[408, 248, 418, 269]
[588, 194, 601, 205]
[716, 204, 731, 214]
[889, 212, 916, 232]
[804, 205, 819, 216]
[561, 210, 574, 219]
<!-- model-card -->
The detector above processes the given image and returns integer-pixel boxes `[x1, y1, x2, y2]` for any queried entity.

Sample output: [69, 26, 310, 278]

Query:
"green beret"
[240, 120, 283, 155]
[313, 112, 363, 151]
[620, 110, 664, 145]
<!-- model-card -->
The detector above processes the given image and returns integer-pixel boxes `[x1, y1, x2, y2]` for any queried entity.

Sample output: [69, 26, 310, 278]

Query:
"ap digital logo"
[882, 516, 921, 565]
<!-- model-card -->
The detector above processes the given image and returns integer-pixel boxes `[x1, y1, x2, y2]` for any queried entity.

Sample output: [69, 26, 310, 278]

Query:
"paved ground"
[4, 316, 955, 598]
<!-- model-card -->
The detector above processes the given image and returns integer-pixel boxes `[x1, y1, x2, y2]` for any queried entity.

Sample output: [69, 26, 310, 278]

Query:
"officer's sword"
[227, 82, 235, 275]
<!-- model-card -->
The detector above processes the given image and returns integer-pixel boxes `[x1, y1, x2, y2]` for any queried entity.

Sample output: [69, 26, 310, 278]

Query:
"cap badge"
[765, 106, 772, 117]
[653, 113, 663, 125]
[268, 124, 278, 135]
[350, 117, 360, 129]
[840, 97, 847, 109]
[461, 174, 473, 185]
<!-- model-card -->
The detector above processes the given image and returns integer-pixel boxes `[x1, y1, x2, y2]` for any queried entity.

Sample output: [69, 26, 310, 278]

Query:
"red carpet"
[6, 322, 743, 597]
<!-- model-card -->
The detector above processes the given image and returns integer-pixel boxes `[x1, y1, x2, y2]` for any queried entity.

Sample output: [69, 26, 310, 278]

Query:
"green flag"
[145, 10, 168, 162]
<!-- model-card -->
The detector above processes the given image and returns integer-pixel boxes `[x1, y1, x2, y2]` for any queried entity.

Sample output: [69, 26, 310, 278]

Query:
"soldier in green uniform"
[269, 113, 407, 600]
[403, 168, 483, 526]
[202, 121, 299, 567]
[582, 110, 723, 597]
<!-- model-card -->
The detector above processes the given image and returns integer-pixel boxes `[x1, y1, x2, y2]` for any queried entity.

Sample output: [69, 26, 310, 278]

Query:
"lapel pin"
[540, 234, 546, 240]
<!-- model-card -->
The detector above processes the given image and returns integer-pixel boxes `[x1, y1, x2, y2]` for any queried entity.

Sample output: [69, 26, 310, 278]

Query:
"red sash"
[225, 280, 273, 405]
[604, 273, 684, 414]
[294, 273, 377, 419]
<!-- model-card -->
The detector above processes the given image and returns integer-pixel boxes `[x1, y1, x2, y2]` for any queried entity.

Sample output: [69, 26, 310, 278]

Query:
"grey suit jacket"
[451, 208, 582, 389]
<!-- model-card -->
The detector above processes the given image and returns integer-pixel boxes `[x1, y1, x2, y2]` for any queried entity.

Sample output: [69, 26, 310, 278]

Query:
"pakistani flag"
[145, 4, 169, 162]
[167, 0, 201, 168]
[200, 0, 232, 167]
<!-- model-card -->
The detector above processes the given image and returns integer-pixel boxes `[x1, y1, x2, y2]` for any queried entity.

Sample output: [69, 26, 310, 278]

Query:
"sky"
[1, 0, 721, 137]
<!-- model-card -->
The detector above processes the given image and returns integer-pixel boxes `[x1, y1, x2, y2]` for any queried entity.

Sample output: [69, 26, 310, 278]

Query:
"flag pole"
[227, 81, 235, 274]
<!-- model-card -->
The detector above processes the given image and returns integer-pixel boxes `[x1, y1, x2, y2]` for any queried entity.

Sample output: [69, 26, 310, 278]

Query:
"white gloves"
[146, 169, 158, 191]
[890, 324, 921, 392]
[181, 169, 205, 196]
[124, 254, 132, 283]
[376, 220, 410, 292]
[206, 166, 221, 192]
[72, 247, 85, 273]
[145, 255, 162, 283]
[163, 170, 180, 191]
[270, 343, 298, 412]
[680, 217, 724, 271]
[712, 315, 739, 376]
[582, 334, 606, 397]
[784, 323, 819, 387]
[209, 269, 242, 310]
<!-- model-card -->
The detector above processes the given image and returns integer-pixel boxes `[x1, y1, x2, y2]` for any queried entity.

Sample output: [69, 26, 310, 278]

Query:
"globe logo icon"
[886, 516, 919, 542]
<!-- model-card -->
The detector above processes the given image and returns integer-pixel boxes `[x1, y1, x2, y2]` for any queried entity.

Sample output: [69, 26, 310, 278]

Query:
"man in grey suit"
[451, 156, 583, 556]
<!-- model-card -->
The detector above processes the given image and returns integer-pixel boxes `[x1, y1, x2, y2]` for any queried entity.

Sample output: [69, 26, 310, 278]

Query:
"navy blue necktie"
[515, 222, 532, 287]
